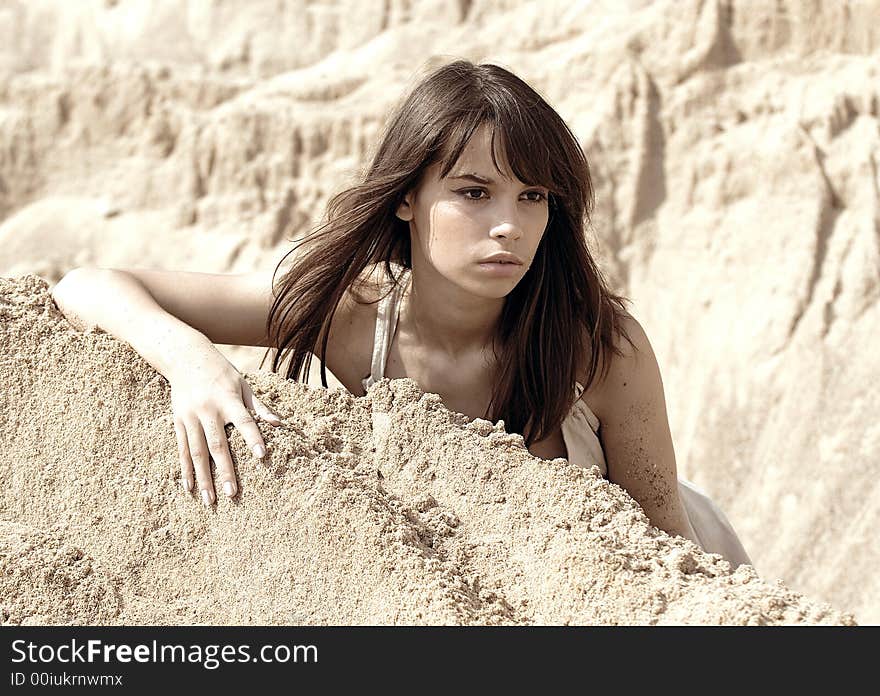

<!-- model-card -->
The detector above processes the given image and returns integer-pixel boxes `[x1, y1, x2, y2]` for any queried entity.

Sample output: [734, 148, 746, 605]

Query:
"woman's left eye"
[523, 190, 547, 203]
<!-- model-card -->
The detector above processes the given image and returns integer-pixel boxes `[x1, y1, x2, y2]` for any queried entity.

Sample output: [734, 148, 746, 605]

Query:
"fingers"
[202, 414, 239, 502]
[182, 417, 215, 506]
[181, 415, 235, 507]
[174, 419, 194, 493]
[174, 381, 284, 508]
[227, 404, 272, 462]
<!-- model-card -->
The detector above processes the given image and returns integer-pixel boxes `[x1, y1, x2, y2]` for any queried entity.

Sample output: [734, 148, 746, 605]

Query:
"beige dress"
[362, 266, 752, 569]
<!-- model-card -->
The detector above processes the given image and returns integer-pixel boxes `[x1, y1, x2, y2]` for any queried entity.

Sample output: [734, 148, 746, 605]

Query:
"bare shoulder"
[606, 311, 653, 378]
[577, 310, 647, 421]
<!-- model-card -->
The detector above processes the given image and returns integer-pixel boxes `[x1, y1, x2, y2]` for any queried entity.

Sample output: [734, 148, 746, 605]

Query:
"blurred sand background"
[0, 0, 877, 624]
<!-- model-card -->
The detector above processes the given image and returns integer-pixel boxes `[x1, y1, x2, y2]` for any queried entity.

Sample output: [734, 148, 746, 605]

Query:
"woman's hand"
[169, 346, 283, 506]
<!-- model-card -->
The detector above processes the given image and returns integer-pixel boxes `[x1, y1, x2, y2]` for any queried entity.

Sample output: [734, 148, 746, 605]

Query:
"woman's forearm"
[50, 268, 216, 382]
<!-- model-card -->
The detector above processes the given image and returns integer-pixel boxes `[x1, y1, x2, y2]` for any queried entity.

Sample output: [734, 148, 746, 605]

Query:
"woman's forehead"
[456, 124, 509, 164]
[440, 129, 517, 181]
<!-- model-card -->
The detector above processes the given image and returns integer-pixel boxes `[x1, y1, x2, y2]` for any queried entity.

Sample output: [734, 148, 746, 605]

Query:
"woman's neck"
[402, 271, 504, 359]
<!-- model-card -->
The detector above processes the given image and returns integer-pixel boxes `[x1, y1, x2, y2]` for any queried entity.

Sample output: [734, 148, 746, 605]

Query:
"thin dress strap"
[361, 267, 411, 392]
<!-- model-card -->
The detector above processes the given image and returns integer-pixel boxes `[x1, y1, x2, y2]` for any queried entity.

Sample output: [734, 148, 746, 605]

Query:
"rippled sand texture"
[1, 0, 878, 622]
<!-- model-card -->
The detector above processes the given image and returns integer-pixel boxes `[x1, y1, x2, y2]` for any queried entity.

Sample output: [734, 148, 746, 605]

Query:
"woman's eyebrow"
[450, 173, 494, 184]
[450, 173, 545, 188]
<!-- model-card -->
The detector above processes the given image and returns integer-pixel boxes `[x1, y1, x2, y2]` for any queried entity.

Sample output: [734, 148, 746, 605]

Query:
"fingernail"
[223, 481, 235, 497]
[253, 444, 267, 459]
[201, 489, 212, 506]
[182, 478, 192, 492]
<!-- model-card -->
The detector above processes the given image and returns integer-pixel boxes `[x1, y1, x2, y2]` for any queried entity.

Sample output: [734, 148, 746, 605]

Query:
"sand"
[0, 275, 856, 625]
[0, 0, 877, 624]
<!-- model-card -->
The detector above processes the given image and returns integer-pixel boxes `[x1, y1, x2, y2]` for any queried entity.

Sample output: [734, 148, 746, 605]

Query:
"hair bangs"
[434, 111, 487, 179]
[489, 113, 558, 194]
[435, 113, 557, 196]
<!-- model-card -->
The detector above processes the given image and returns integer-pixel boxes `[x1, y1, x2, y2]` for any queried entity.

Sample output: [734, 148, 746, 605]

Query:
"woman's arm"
[50, 266, 284, 504]
[591, 313, 700, 546]
[50, 266, 274, 381]
[70, 267, 276, 346]
[52, 268, 213, 383]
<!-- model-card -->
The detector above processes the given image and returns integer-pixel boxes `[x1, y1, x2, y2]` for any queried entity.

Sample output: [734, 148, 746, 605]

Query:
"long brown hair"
[261, 59, 634, 447]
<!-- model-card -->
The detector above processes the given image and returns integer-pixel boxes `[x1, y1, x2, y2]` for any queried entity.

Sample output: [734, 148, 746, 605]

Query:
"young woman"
[51, 60, 751, 568]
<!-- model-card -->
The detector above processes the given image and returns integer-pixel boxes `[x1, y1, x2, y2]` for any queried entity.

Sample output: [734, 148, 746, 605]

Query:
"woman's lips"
[476, 261, 523, 275]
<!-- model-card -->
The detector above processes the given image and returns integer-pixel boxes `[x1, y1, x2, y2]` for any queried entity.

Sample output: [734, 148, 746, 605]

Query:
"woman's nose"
[489, 221, 523, 240]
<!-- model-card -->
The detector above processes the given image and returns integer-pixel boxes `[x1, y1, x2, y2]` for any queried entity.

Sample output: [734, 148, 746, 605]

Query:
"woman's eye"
[461, 188, 488, 200]
[524, 191, 547, 203]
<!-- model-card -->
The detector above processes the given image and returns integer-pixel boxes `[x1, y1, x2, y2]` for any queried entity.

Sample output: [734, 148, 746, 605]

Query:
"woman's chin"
[463, 278, 518, 300]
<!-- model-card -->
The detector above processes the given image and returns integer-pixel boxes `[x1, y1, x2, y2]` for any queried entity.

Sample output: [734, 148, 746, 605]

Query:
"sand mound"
[0, 521, 121, 625]
[0, 275, 856, 625]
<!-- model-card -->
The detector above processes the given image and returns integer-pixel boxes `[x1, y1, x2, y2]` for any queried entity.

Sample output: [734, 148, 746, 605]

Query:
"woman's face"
[396, 124, 550, 299]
